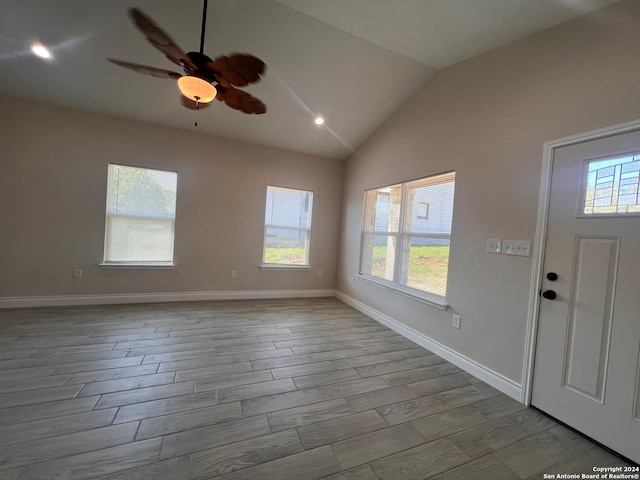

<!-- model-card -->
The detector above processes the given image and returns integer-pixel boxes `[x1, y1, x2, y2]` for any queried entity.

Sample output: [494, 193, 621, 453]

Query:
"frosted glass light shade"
[30, 42, 52, 59]
[178, 76, 217, 103]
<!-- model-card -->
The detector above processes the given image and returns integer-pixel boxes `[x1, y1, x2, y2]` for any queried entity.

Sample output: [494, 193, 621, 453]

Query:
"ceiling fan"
[108, 0, 266, 115]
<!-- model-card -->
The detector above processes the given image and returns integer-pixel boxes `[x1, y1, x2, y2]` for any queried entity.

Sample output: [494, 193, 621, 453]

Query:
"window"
[103, 164, 177, 266]
[360, 171, 455, 302]
[263, 186, 313, 267]
[582, 153, 640, 215]
[417, 201, 429, 219]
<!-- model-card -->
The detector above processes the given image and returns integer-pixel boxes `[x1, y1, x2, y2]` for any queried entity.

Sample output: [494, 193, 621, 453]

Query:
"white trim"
[259, 264, 311, 271]
[354, 274, 448, 310]
[336, 291, 522, 401]
[523, 118, 640, 406]
[99, 263, 175, 269]
[0, 289, 337, 309]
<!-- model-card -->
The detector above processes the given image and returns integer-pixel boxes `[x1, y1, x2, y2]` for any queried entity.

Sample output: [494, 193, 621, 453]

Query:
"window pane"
[403, 237, 450, 296]
[105, 216, 174, 262]
[583, 154, 640, 215]
[104, 164, 177, 264]
[263, 186, 313, 266]
[361, 234, 397, 281]
[405, 173, 455, 233]
[365, 185, 402, 232]
[360, 171, 456, 301]
[108, 164, 177, 217]
[265, 186, 313, 228]
[263, 227, 309, 265]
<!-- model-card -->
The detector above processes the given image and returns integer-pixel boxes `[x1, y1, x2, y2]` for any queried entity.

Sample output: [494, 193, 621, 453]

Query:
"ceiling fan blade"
[217, 87, 266, 114]
[108, 58, 182, 79]
[208, 54, 266, 87]
[232, 54, 266, 76]
[180, 96, 212, 110]
[128, 8, 197, 71]
[215, 76, 232, 89]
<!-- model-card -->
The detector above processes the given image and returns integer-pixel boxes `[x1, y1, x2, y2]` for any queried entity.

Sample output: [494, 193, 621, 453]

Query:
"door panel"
[562, 236, 618, 401]
[532, 130, 640, 463]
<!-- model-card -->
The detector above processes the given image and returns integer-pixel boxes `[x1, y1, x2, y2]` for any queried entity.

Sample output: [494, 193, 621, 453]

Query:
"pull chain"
[194, 96, 200, 127]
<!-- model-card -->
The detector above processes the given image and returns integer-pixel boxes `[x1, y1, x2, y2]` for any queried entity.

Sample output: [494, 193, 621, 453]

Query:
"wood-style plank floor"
[0, 297, 631, 479]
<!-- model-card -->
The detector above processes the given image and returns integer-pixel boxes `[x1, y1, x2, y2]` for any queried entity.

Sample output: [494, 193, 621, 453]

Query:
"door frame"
[522, 118, 640, 406]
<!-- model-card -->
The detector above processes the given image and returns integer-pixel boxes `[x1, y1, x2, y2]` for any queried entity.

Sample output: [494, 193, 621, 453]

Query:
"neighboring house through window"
[263, 186, 313, 267]
[360, 171, 455, 303]
[417, 201, 429, 219]
[103, 164, 177, 266]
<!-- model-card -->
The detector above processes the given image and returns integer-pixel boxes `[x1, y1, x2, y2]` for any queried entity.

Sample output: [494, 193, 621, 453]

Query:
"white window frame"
[101, 163, 177, 269]
[261, 185, 313, 269]
[358, 171, 455, 308]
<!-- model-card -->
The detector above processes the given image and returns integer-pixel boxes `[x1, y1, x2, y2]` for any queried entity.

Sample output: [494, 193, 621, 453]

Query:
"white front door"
[531, 129, 640, 463]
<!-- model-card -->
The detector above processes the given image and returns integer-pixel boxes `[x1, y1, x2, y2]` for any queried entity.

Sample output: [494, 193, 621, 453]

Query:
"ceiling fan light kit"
[108, 0, 266, 115]
[177, 76, 216, 103]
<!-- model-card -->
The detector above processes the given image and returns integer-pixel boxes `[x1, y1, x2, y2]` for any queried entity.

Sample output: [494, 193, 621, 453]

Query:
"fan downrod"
[199, 0, 208, 55]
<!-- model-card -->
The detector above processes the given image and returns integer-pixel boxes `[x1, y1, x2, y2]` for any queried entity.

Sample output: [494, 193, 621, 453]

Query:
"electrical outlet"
[318, 270, 323, 278]
[452, 314, 461, 329]
[73, 268, 82, 279]
[230, 270, 237, 278]
[487, 239, 502, 254]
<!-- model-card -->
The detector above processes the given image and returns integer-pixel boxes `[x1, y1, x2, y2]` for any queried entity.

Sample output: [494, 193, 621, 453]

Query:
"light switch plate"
[487, 239, 502, 254]
[502, 240, 531, 257]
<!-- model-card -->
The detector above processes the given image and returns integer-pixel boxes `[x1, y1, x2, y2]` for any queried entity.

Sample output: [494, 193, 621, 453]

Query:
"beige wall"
[337, 0, 640, 385]
[0, 96, 343, 298]
[2, 0, 639, 393]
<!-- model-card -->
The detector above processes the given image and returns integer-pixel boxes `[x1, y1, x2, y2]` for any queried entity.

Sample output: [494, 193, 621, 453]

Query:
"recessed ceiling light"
[30, 42, 52, 59]
[314, 115, 325, 126]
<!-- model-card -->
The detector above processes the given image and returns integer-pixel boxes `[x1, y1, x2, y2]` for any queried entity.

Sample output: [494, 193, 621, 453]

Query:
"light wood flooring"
[0, 297, 632, 479]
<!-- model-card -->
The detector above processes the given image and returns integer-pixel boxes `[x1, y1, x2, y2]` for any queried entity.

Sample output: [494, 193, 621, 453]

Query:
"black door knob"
[546, 272, 558, 281]
[542, 290, 557, 300]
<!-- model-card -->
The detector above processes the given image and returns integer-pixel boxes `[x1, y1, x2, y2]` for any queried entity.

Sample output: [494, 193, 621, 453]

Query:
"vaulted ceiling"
[0, 0, 620, 159]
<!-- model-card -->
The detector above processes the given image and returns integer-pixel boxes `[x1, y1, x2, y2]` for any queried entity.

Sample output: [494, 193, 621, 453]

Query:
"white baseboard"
[336, 291, 523, 402]
[0, 289, 337, 309]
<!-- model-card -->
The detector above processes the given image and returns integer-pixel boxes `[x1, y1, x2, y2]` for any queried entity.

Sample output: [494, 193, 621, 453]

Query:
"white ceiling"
[0, 0, 620, 160]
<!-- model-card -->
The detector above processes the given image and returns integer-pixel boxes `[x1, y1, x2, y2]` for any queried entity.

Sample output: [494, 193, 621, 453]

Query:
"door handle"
[542, 290, 557, 300]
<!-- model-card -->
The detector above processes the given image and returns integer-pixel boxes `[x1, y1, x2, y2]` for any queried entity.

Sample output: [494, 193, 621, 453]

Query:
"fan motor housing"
[184, 51, 216, 81]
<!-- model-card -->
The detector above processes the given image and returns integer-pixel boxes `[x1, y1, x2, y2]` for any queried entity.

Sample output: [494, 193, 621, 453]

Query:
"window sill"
[260, 264, 310, 271]
[354, 274, 449, 310]
[99, 263, 175, 270]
